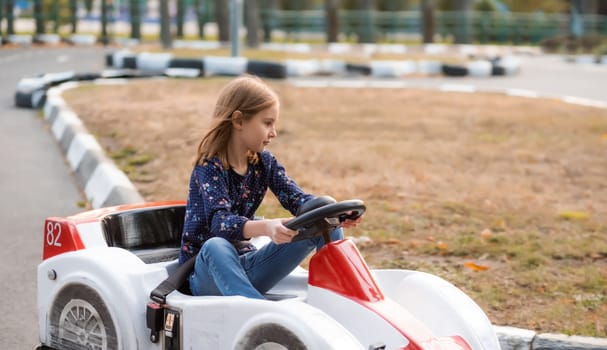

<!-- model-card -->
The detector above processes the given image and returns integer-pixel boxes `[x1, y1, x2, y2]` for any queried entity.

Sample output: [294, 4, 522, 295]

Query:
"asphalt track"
[0, 46, 111, 349]
[0, 46, 605, 349]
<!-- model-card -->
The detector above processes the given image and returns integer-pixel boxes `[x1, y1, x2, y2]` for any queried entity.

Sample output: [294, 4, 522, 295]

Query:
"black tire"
[48, 284, 118, 350]
[441, 64, 468, 77]
[345, 63, 372, 75]
[123, 56, 137, 69]
[14, 91, 34, 108]
[247, 61, 287, 79]
[491, 65, 506, 76]
[105, 53, 113, 68]
[234, 323, 306, 350]
[74, 72, 102, 81]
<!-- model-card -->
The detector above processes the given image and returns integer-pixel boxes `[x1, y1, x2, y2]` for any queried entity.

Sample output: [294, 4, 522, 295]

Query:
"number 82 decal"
[46, 222, 62, 247]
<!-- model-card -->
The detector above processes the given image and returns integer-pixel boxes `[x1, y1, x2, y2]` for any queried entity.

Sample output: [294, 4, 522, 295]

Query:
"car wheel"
[235, 323, 306, 350]
[49, 284, 118, 350]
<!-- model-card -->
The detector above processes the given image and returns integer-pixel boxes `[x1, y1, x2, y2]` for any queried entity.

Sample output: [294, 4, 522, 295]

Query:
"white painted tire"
[136, 52, 174, 75]
[370, 60, 417, 77]
[285, 60, 321, 77]
[467, 60, 492, 77]
[203, 56, 248, 77]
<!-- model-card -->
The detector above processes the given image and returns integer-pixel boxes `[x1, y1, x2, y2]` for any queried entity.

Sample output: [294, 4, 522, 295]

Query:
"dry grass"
[63, 78, 607, 337]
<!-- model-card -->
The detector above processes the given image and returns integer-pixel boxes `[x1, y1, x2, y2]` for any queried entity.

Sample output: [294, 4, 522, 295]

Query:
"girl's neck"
[227, 141, 249, 176]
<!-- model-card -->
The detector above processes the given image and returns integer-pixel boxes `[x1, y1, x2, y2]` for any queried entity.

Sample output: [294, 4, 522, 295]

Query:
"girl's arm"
[242, 218, 297, 244]
[265, 152, 314, 215]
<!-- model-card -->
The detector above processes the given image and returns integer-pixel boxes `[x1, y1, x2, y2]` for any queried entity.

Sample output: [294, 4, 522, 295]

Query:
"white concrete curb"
[43, 81, 144, 209]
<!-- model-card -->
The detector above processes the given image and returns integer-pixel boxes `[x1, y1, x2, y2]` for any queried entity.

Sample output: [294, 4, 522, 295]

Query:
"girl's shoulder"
[257, 150, 281, 169]
[194, 157, 227, 176]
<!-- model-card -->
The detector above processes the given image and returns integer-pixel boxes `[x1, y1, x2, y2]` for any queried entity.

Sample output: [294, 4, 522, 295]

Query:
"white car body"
[37, 201, 500, 350]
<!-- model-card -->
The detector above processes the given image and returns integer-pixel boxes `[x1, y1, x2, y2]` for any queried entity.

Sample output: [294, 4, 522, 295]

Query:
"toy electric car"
[37, 198, 501, 350]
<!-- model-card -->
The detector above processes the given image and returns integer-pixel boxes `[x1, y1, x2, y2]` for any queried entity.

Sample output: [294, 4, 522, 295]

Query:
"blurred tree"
[377, 0, 409, 11]
[177, 0, 185, 37]
[245, 0, 261, 47]
[129, 0, 141, 39]
[260, 0, 276, 42]
[193, 0, 210, 38]
[422, 0, 434, 42]
[474, 0, 494, 12]
[69, 0, 77, 33]
[84, 0, 93, 14]
[216, 0, 230, 41]
[501, 0, 568, 13]
[325, 0, 340, 42]
[160, 0, 172, 48]
[100, 0, 108, 44]
[34, 0, 44, 34]
[6, 0, 14, 34]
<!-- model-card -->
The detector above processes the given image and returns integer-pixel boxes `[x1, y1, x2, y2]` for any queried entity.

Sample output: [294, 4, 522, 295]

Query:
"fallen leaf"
[436, 241, 448, 250]
[464, 261, 490, 271]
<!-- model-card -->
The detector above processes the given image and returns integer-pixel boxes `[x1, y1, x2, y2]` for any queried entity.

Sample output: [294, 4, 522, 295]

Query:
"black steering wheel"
[284, 196, 366, 243]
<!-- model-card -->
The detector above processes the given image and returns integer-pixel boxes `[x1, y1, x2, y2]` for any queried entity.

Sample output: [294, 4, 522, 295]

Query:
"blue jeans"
[189, 228, 343, 299]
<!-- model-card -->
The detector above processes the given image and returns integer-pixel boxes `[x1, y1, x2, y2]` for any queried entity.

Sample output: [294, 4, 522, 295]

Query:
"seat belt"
[150, 257, 196, 304]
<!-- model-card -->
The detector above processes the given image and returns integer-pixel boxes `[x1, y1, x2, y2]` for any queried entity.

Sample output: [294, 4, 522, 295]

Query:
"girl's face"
[240, 103, 279, 153]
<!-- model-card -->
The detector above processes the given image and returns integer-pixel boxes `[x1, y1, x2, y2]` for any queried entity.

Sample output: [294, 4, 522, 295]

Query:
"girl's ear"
[231, 110, 243, 130]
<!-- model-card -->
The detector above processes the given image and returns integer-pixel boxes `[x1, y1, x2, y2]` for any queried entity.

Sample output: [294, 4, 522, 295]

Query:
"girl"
[179, 75, 361, 299]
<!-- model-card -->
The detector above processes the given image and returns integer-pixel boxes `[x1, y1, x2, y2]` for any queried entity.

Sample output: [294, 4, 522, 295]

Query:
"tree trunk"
[194, 0, 207, 38]
[325, 0, 339, 43]
[176, 0, 185, 38]
[100, 0, 108, 44]
[130, 0, 141, 39]
[34, 0, 44, 35]
[160, 0, 172, 48]
[6, 0, 14, 35]
[216, 0, 230, 42]
[421, 0, 434, 43]
[245, 0, 260, 47]
[70, 0, 77, 33]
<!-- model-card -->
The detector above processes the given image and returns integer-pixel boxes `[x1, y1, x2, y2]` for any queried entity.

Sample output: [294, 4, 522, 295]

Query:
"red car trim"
[309, 239, 471, 350]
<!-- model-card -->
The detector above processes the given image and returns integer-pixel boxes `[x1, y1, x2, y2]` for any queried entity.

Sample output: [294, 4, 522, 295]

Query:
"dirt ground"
[63, 78, 607, 337]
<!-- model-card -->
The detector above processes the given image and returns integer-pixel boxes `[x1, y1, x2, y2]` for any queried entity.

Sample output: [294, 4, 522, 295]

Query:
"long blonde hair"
[195, 75, 279, 168]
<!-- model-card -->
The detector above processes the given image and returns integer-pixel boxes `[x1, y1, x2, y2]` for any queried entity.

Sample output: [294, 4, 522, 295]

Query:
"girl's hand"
[341, 212, 363, 229]
[266, 218, 298, 244]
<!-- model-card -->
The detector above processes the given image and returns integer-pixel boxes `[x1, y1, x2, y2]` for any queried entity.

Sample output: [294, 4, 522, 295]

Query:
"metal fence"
[1, 2, 605, 45]
[263, 10, 607, 44]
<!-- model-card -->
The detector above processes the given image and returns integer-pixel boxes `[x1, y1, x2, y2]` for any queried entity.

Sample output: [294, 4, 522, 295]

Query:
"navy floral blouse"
[179, 150, 313, 264]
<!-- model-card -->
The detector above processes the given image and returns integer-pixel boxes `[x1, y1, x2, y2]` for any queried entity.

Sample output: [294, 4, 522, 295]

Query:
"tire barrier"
[102, 51, 521, 79]
[136, 52, 174, 75]
[15, 71, 77, 108]
[67, 34, 98, 46]
[43, 81, 145, 208]
[246, 60, 287, 79]
[441, 64, 469, 77]
[370, 60, 417, 78]
[467, 60, 493, 77]
[204, 56, 248, 77]
[34, 34, 62, 45]
[14, 70, 135, 109]
[345, 63, 372, 76]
